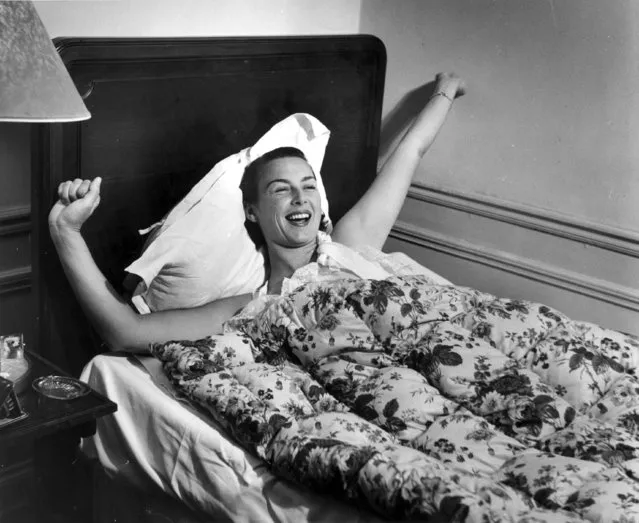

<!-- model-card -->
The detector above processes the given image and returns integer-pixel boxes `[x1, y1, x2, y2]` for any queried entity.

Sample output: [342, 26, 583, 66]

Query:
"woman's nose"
[291, 187, 306, 204]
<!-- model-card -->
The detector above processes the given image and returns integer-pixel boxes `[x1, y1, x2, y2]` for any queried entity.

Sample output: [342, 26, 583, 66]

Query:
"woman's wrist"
[50, 221, 83, 248]
[431, 90, 454, 103]
[433, 74, 463, 102]
[433, 81, 458, 101]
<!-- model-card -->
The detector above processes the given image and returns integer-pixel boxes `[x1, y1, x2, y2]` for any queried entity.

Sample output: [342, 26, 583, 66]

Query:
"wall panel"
[387, 187, 639, 336]
[0, 205, 32, 345]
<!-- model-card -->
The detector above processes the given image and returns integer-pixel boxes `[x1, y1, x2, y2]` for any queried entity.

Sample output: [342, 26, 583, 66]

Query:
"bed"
[32, 35, 387, 522]
[32, 37, 639, 523]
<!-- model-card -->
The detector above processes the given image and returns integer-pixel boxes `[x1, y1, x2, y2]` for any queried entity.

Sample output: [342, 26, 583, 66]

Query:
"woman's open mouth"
[285, 211, 312, 226]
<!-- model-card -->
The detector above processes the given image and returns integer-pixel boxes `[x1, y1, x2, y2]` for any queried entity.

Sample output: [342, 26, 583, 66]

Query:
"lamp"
[0, 0, 91, 122]
[0, 1, 89, 400]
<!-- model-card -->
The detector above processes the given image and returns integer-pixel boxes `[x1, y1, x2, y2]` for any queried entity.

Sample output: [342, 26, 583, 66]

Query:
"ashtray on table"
[32, 375, 91, 400]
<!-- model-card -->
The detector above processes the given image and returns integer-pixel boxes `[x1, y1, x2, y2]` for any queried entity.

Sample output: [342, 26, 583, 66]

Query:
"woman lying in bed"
[50, 71, 639, 521]
[49, 72, 466, 354]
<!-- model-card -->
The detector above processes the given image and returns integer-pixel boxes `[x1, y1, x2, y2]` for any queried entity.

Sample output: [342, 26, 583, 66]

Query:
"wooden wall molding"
[0, 207, 32, 295]
[0, 206, 30, 237]
[0, 266, 31, 295]
[408, 184, 639, 258]
[391, 220, 639, 313]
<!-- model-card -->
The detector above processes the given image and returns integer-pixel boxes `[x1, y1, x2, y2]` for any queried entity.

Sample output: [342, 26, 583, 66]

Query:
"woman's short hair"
[240, 146, 309, 205]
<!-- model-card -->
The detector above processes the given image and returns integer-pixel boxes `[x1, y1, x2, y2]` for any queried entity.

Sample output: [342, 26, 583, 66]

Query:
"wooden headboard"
[31, 36, 386, 375]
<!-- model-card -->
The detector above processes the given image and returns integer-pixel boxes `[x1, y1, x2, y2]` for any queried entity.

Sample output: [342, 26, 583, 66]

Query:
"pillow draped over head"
[125, 113, 331, 314]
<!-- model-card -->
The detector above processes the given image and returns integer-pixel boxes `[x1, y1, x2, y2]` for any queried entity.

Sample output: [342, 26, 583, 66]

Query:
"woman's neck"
[266, 240, 317, 294]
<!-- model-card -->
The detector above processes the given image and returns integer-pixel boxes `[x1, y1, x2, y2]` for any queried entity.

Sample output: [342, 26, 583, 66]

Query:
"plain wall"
[361, 0, 639, 232]
[362, 0, 639, 333]
[35, 0, 362, 38]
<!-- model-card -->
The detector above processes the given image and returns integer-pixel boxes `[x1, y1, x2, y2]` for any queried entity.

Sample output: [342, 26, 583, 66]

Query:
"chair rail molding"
[0, 206, 31, 237]
[408, 184, 639, 258]
[391, 220, 639, 313]
[0, 206, 32, 295]
[0, 266, 31, 295]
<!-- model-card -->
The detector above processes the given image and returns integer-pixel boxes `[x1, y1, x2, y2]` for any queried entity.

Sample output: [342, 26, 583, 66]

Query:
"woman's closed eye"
[271, 184, 315, 194]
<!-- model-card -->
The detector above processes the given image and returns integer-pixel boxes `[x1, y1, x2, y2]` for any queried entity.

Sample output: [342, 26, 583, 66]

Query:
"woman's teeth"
[286, 212, 311, 224]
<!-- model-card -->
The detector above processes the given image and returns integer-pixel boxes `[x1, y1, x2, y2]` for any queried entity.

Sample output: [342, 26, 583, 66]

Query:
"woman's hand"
[48, 177, 102, 236]
[434, 72, 467, 100]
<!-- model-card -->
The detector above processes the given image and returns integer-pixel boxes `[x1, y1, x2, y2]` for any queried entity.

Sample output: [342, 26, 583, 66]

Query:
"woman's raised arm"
[49, 178, 251, 353]
[332, 73, 465, 249]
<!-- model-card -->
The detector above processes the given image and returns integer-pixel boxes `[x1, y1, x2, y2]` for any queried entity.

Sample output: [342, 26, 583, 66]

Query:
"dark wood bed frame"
[31, 36, 387, 376]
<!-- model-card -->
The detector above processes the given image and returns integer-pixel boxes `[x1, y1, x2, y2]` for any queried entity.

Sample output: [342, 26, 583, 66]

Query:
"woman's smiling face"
[247, 156, 322, 248]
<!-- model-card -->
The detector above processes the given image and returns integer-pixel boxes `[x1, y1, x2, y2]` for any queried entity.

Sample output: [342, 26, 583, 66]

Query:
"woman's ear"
[244, 203, 258, 223]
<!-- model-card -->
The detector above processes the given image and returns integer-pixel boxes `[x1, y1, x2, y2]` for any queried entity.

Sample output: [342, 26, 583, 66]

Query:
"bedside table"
[0, 350, 117, 523]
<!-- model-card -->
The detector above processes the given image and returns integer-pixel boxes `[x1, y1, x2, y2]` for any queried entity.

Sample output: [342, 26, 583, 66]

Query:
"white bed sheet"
[80, 354, 381, 523]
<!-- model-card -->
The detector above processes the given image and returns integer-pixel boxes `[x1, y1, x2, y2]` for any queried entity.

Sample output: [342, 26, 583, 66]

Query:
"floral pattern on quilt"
[153, 275, 639, 522]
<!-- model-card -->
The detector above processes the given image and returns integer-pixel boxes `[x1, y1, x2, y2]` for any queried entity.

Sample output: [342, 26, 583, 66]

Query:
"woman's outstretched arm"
[332, 73, 465, 249]
[49, 178, 252, 353]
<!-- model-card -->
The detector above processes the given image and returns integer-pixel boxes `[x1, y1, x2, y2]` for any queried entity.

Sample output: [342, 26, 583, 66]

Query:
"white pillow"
[125, 114, 331, 314]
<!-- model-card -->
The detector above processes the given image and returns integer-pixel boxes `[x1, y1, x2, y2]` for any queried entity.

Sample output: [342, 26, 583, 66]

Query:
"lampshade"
[0, 1, 90, 122]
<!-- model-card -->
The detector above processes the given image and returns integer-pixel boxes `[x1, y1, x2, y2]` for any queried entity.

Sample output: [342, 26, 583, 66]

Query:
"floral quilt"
[153, 274, 639, 522]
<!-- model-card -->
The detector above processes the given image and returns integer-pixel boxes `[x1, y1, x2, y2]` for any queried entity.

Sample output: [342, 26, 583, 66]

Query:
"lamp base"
[0, 355, 31, 395]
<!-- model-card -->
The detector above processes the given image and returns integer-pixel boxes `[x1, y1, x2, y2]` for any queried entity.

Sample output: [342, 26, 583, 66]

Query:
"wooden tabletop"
[0, 350, 117, 444]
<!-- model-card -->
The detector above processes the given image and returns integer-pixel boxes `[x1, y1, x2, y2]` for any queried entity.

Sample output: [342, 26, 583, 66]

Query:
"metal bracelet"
[431, 91, 454, 102]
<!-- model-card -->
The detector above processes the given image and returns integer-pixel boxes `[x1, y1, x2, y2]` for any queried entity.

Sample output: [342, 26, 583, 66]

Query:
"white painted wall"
[35, 0, 362, 37]
[361, 0, 639, 333]
[360, 0, 639, 233]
